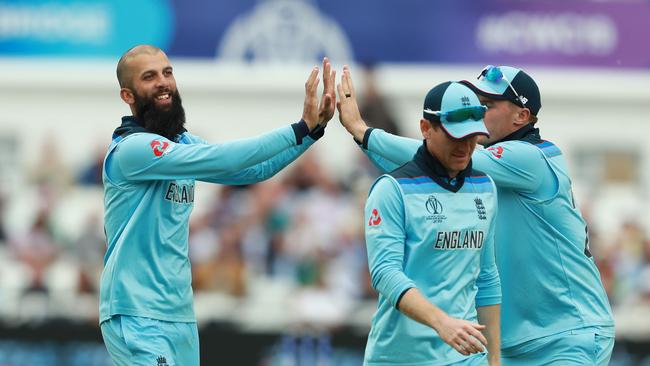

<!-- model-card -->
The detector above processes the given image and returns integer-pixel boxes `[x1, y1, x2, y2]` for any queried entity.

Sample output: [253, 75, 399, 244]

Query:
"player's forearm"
[363, 129, 420, 169]
[397, 287, 448, 332]
[477, 304, 501, 365]
[199, 138, 313, 185]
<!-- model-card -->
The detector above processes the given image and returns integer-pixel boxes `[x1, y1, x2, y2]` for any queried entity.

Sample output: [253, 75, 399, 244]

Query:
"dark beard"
[134, 89, 186, 141]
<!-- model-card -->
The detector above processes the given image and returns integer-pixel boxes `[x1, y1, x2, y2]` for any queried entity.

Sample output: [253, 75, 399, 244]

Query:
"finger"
[346, 67, 356, 97]
[455, 343, 470, 356]
[305, 67, 319, 91]
[336, 83, 346, 100]
[342, 68, 354, 98]
[328, 69, 336, 95]
[467, 325, 488, 346]
[320, 94, 332, 114]
[322, 57, 331, 91]
[310, 77, 320, 96]
[341, 68, 351, 96]
[464, 336, 485, 353]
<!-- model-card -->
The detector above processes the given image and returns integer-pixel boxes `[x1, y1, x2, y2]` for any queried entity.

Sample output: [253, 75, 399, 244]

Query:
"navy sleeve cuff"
[357, 127, 375, 149]
[291, 120, 310, 145]
[395, 286, 413, 310]
[308, 123, 326, 140]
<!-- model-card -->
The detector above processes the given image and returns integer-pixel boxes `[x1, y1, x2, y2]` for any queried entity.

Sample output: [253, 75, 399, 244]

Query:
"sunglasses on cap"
[478, 65, 528, 107]
[424, 105, 487, 123]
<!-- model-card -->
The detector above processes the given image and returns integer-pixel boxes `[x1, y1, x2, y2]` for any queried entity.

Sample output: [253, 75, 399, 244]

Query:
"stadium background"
[0, 0, 649, 365]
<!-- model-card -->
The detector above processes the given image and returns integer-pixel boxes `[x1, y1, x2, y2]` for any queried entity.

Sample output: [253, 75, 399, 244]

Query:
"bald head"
[116, 45, 164, 89]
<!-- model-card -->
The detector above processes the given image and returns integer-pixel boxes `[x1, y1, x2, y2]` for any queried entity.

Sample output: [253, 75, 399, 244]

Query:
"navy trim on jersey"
[485, 123, 542, 147]
[390, 142, 477, 193]
[112, 116, 188, 142]
[536, 141, 562, 158]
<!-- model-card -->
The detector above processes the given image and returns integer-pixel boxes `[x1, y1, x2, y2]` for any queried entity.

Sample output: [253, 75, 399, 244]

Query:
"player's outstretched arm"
[200, 57, 336, 185]
[115, 60, 337, 183]
[337, 65, 420, 172]
[398, 287, 488, 356]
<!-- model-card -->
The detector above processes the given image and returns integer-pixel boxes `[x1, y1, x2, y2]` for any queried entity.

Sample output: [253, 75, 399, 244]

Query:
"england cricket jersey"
[364, 144, 501, 365]
[359, 126, 614, 349]
[100, 117, 318, 324]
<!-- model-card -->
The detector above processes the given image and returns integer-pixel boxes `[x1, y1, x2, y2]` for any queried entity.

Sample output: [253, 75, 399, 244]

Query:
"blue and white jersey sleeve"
[362, 129, 556, 198]
[365, 176, 415, 308]
[112, 125, 305, 182]
[473, 142, 551, 195]
[360, 129, 420, 172]
[181, 132, 315, 185]
[475, 183, 501, 307]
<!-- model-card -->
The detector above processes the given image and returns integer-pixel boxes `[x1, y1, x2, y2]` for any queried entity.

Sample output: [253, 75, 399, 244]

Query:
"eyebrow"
[140, 66, 172, 78]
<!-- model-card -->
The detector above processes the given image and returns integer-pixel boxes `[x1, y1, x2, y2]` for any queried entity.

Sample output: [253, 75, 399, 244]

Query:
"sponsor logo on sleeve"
[487, 146, 503, 159]
[150, 139, 171, 157]
[368, 208, 382, 226]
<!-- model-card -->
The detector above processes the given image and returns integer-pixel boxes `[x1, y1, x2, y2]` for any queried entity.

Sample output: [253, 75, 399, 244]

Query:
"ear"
[420, 119, 433, 139]
[514, 107, 531, 127]
[120, 88, 135, 105]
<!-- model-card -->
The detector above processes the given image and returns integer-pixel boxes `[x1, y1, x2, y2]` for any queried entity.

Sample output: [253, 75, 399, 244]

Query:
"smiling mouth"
[156, 93, 171, 101]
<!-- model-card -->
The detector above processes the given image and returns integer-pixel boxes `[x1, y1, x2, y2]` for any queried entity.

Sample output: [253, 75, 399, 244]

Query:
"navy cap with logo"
[460, 65, 542, 116]
[422, 81, 489, 140]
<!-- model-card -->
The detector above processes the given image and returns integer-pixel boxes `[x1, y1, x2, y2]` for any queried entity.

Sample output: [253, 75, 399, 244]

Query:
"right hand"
[302, 57, 336, 131]
[336, 65, 369, 142]
[435, 314, 488, 356]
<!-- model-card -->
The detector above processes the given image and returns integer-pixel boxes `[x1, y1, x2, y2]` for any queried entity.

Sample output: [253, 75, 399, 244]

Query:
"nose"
[155, 73, 170, 89]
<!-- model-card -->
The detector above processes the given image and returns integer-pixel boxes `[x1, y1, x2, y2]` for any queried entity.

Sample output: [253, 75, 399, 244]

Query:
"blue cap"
[423, 82, 489, 140]
[460, 65, 542, 116]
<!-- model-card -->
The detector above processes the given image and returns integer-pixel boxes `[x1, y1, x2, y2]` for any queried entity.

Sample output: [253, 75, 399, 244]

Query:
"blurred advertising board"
[0, 0, 648, 67]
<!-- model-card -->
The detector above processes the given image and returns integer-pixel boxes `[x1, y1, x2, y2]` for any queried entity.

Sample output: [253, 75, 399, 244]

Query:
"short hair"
[116, 45, 163, 89]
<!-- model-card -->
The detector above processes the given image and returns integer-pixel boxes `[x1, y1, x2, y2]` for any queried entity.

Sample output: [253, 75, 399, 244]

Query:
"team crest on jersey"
[486, 146, 503, 159]
[368, 208, 382, 226]
[474, 197, 487, 220]
[156, 356, 169, 366]
[425, 195, 447, 223]
[150, 139, 171, 157]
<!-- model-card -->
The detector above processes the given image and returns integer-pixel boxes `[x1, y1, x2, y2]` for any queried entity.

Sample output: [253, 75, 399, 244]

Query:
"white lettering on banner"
[0, 4, 109, 44]
[476, 12, 617, 56]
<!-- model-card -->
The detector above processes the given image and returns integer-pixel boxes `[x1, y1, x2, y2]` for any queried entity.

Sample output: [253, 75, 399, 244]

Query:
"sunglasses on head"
[424, 105, 487, 123]
[478, 65, 528, 107]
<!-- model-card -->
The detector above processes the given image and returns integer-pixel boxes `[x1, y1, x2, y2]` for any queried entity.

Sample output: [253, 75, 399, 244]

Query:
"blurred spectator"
[28, 138, 72, 194]
[610, 221, 648, 305]
[359, 65, 402, 136]
[8, 208, 59, 293]
[77, 147, 106, 186]
[73, 213, 106, 294]
[637, 238, 650, 303]
[0, 192, 7, 243]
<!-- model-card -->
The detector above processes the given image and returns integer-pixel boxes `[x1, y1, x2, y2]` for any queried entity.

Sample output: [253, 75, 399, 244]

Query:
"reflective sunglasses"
[424, 105, 487, 123]
[478, 65, 528, 107]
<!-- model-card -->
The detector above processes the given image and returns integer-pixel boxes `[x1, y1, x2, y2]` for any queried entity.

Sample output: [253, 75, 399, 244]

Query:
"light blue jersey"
[364, 145, 501, 365]
[358, 126, 614, 350]
[100, 117, 318, 324]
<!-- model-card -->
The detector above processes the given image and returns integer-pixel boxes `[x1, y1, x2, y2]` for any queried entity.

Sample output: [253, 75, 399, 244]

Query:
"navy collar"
[112, 116, 187, 142]
[485, 123, 542, 147]
[413, 141, 472, 193]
